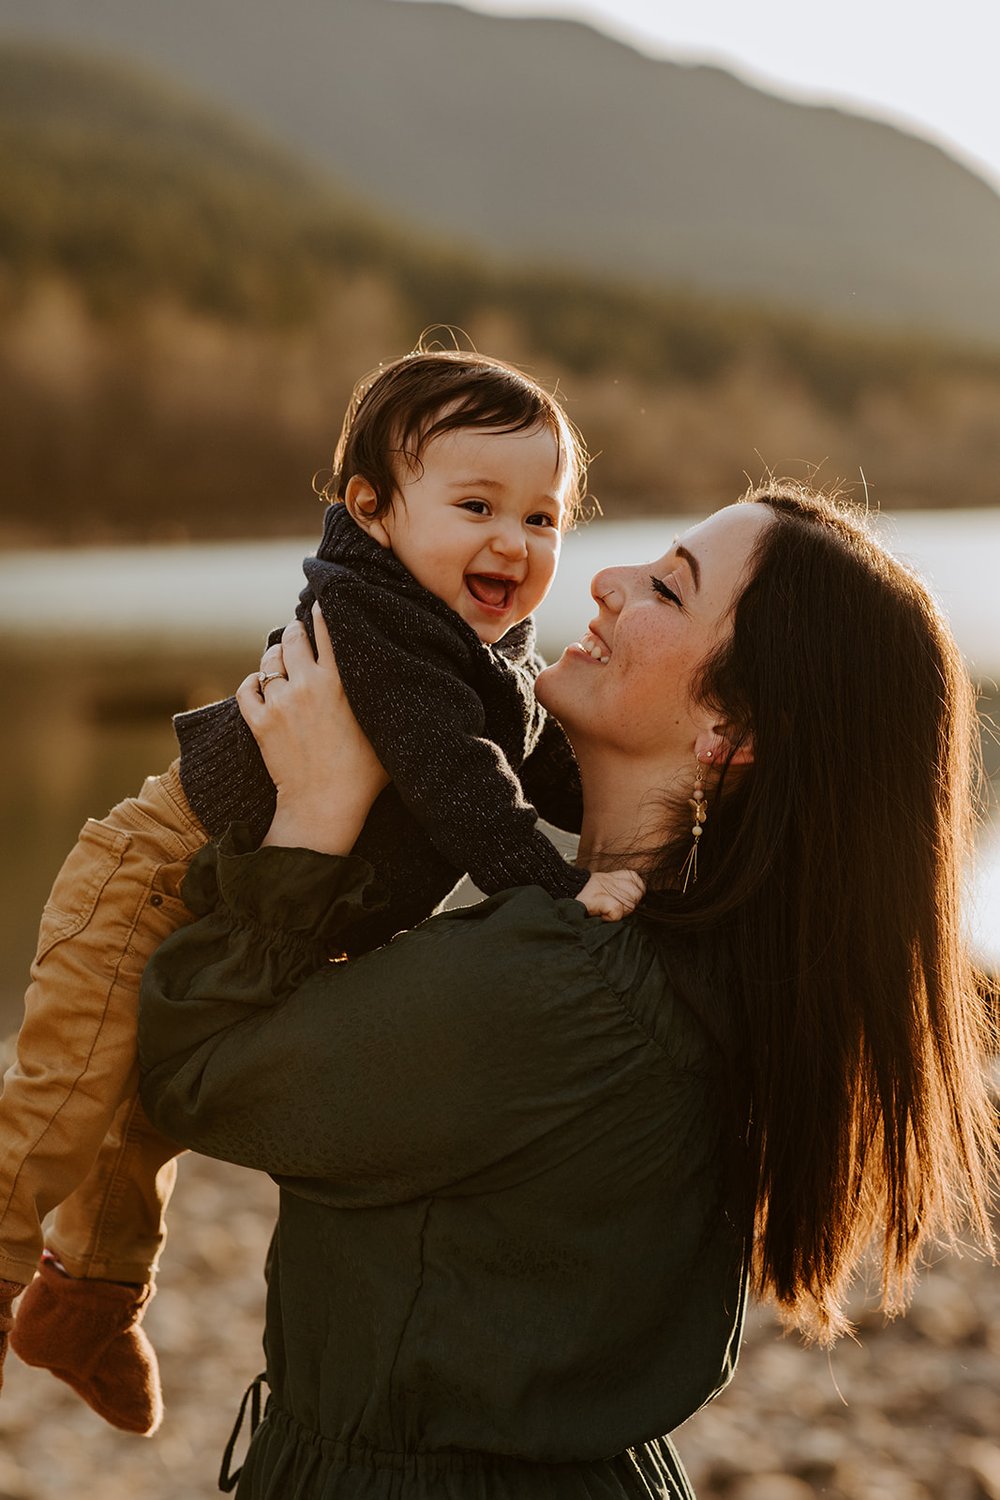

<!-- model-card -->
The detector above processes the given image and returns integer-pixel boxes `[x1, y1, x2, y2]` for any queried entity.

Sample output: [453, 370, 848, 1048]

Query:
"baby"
[0, 348, 643, 1435]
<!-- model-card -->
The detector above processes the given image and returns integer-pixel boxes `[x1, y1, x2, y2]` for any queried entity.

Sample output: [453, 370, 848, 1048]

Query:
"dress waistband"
[218, 1380, 695, 1497]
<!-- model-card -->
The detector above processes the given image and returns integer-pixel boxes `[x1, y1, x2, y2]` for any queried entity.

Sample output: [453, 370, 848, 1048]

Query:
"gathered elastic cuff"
[182, 823, 388, 952]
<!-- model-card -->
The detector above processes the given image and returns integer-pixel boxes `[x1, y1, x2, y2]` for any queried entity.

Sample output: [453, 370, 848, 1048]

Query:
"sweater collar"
[315, 502, 538, 667]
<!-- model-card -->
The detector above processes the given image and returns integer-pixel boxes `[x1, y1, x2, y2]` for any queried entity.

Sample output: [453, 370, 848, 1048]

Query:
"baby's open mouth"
[465, 574, 516, 610]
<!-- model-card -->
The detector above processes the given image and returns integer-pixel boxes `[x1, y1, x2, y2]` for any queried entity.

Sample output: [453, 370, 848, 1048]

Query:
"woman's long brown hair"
[646, 482, 997, 1340]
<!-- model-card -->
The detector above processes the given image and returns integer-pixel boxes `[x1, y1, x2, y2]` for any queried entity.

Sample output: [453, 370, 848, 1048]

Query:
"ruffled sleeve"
[138, 826, 388, 1115]
[138, 854, 661, 1207]
[179, 823, 385, 981]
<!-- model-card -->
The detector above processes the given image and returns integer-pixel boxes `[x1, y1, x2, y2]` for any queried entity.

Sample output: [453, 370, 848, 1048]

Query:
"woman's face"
[536, 502, 773, 759]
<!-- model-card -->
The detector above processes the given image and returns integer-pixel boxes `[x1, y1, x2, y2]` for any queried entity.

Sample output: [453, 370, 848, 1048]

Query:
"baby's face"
[370, 424, 568, 643]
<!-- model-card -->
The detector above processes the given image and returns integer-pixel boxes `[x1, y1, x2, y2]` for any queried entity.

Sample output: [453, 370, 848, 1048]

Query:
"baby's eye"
[460, 499, 490, 515]
[527, 512, 556, 529]
[650, 574, 683, 606]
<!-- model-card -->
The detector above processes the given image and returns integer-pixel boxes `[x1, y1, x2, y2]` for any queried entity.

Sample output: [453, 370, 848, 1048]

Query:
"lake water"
[3, 510, 1000, 674]
[2, 509, 999, 1025]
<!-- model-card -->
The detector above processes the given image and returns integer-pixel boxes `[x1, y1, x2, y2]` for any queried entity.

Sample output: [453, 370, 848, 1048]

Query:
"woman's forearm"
[261, 786, 373, 854]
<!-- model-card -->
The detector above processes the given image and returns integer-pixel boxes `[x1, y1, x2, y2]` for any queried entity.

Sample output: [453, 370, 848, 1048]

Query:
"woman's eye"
[650, 574, 682, 606]
[527, 512, 555, 528]
[460, 500, 490, 515]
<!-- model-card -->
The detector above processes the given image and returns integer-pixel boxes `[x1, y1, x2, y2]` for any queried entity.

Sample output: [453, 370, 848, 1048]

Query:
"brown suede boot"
[10, 1253, 163, 1435]
[0, 1278, 26, 1394]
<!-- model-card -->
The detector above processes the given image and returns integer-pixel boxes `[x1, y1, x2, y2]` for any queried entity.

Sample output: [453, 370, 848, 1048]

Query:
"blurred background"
[0, 2, 998, 1496]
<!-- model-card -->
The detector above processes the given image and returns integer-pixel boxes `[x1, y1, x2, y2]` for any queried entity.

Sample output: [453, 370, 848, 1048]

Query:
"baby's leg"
[49, 1094, 181, 1285]
[0, 763, 205, 1282]
[0, 762, 206, 1430]
[13, 1097, 184, 1437]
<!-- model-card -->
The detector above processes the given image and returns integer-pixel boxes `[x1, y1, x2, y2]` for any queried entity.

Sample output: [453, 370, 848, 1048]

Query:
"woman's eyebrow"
[676, 544, 701, 591]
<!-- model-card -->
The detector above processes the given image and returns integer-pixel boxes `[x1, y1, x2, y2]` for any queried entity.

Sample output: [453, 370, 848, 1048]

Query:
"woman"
[138, 483, 996, 1499]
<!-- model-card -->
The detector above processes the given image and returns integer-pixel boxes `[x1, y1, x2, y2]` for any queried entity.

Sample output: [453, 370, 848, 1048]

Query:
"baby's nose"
[491, 522, 528, 556]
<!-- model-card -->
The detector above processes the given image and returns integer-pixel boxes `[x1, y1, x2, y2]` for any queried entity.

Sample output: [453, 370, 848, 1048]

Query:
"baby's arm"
[518, 712, 583, 835]
[316, 581, 589, 902]
[521, 718, 645, 919]
[382, 706, 589, 902]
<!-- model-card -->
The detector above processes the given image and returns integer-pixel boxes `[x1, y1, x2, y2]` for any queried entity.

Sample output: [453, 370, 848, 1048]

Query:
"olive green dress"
[138, 832, 748, 1499]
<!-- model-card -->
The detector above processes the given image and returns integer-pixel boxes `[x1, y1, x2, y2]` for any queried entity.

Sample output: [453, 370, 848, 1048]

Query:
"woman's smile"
[568, 626, 612, 663]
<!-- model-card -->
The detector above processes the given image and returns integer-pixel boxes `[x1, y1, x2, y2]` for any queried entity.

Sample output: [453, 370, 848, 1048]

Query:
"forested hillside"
[3, 47, 1000, 541]
[5, 0, 1000, 342]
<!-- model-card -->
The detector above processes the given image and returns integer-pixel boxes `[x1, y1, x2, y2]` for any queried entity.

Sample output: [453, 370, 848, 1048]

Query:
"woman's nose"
[591, 566, 626, 610]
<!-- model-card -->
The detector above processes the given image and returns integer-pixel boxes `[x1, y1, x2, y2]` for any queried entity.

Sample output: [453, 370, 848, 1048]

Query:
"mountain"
[2, 0, 1000, 345]
[3, 42, 1000, 543]
[12, 42, 986, 406]
[0, 43, 409, 323]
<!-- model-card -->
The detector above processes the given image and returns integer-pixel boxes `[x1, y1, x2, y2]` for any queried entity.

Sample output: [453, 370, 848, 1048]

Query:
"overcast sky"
[401, 0, 1000, 192]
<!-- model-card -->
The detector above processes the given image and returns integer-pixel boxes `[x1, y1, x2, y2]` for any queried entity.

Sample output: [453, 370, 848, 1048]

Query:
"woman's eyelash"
[650, 575, 682, 606]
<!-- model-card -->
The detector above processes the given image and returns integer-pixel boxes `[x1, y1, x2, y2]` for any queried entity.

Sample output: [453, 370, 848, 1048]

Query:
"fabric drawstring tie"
[219, 1371, 269, 1492]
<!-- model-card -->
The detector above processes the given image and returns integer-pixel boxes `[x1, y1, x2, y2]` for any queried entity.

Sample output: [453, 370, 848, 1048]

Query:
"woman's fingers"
[236, 671, 267, 729]
[270, 608, 335, 687]
[279, 618, 314, 674]
[258, 641, 285, 678]
[310, 601, 337, 667]
[274, 606, 342, 710]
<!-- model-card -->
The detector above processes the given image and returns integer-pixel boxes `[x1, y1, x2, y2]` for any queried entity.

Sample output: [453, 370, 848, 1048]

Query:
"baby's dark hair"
[317, 345, 588, 526]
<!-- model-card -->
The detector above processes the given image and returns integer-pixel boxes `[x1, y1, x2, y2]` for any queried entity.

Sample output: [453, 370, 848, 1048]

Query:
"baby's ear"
[344, 476, 392, 549]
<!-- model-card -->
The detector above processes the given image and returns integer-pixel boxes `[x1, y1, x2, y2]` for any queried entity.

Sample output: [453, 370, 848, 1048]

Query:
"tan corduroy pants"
[0, 762, 207, 1285]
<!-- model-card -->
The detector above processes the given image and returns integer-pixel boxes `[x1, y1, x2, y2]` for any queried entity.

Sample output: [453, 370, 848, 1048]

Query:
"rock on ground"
[0, 1151, 996, 1499]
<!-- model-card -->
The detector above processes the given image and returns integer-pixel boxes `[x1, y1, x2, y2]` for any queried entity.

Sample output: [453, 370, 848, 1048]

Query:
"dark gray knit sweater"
[174, 503, 586, 956]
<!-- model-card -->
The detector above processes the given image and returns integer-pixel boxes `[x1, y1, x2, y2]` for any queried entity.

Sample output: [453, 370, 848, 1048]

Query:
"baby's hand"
[576, 868, 646, 922]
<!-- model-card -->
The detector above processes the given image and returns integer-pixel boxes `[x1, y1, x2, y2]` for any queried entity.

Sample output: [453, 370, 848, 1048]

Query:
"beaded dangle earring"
[679, 752, 712, 892]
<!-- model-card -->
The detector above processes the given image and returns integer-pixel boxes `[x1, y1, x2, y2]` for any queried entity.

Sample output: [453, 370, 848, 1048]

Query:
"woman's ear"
[725, 737, 754, 767]
[696, 728, 754, 767]
[344, 476, 393, 549]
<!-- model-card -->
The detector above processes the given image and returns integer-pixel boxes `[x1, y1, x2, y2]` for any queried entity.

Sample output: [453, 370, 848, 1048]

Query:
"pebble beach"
[0, 1148, 997, 1500]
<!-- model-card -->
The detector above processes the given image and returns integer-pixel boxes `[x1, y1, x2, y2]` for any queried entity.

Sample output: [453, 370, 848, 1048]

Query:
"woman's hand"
[236, 603, 389, 854]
